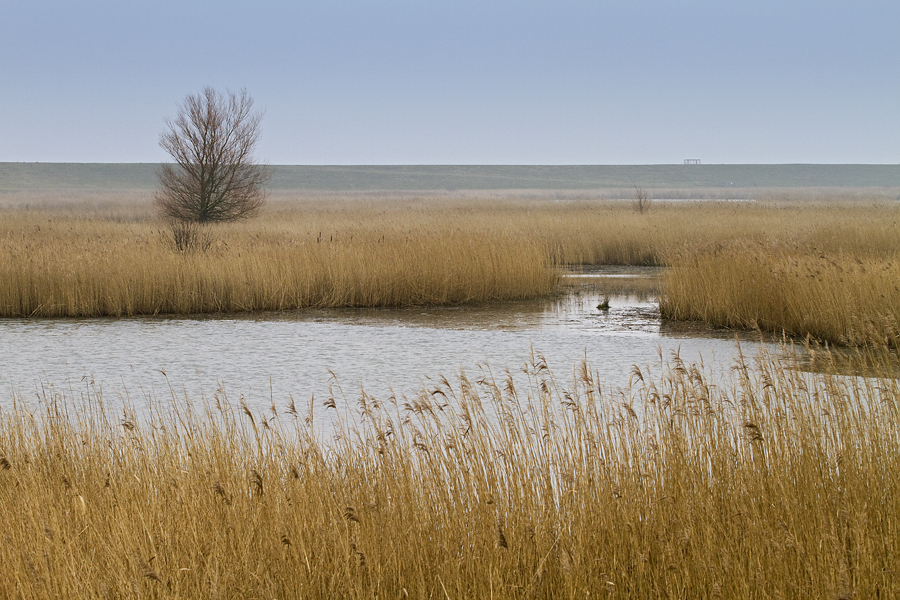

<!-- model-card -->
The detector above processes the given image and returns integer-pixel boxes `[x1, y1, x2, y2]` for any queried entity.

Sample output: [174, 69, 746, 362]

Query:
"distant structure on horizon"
[684, 159, 701, 165]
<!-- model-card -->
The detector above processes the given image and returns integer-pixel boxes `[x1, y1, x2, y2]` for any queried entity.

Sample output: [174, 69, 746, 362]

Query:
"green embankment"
[2, 162, 898, 193]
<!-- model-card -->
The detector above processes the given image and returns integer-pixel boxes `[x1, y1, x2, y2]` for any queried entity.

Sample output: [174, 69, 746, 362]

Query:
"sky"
[1, 1, 898, 165]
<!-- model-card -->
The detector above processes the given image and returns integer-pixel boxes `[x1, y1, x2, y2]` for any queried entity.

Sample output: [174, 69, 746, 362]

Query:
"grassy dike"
[0, 347, 897, 598]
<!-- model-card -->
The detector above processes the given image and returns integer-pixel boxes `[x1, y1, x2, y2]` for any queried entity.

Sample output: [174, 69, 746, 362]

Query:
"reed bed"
[0, 207, 555, 316]
[2, 194, 898, 318]
[661, 246, 900, 347]
[0, 347, 897, 598]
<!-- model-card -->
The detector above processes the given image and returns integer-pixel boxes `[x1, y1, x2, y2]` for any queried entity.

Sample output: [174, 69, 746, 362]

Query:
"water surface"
[0, 269, 776, 429]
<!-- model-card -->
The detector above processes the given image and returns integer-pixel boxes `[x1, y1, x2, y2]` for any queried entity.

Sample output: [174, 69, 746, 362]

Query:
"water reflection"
[0, 269, 783, 430]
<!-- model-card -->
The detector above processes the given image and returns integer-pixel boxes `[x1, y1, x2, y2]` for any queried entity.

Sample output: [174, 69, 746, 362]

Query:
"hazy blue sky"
[2, 1, 898, 164]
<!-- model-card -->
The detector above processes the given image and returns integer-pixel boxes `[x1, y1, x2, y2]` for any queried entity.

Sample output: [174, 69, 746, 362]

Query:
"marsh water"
[0, 267, 778, 428]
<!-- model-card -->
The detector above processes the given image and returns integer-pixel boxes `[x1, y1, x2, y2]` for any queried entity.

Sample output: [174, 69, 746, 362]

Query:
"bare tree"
[156, 87, 271, 224]
[633, 186, 650, 214]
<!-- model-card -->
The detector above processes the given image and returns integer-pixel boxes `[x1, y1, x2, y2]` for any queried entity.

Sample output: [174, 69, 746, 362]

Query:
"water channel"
[0, 268, 780, 430]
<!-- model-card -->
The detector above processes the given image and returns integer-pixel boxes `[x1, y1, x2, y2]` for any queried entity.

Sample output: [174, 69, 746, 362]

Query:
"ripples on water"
[0, 268, 780, 430]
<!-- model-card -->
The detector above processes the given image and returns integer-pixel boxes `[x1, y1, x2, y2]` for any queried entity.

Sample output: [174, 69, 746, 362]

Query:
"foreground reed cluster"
[1, 347, 897, 598]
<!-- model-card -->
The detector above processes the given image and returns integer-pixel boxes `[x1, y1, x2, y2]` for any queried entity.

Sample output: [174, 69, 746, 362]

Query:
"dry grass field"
[1, 346, 896, 599]
[2, 191, 899, 345]
[2, 185, 899, 597]
[0, 194, 561, 316]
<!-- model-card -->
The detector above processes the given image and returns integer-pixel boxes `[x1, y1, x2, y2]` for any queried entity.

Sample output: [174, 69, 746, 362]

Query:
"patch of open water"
[0, 269, 780, 429]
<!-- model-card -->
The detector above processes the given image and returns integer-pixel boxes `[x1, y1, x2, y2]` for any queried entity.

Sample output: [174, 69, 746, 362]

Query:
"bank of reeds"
[2, 195, 898, 317]
[0, 212, 555, 317]
[0, 347, 897, 598]
[661, 246, 900, 347]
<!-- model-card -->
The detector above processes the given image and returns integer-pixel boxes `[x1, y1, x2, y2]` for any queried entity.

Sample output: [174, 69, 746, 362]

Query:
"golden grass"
[1, 347, 897, 598]
[0, 199, 558, 316]
[661, 247, 900, 347]
[2, 193, 898, 323]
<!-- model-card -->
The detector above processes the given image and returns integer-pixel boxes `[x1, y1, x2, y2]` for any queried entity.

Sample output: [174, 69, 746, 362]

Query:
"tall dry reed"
[0, 207, 556, 316]
[2, 195, 898, 318]
[0, 347, 896, 598]
[661, 246, 900, 347]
